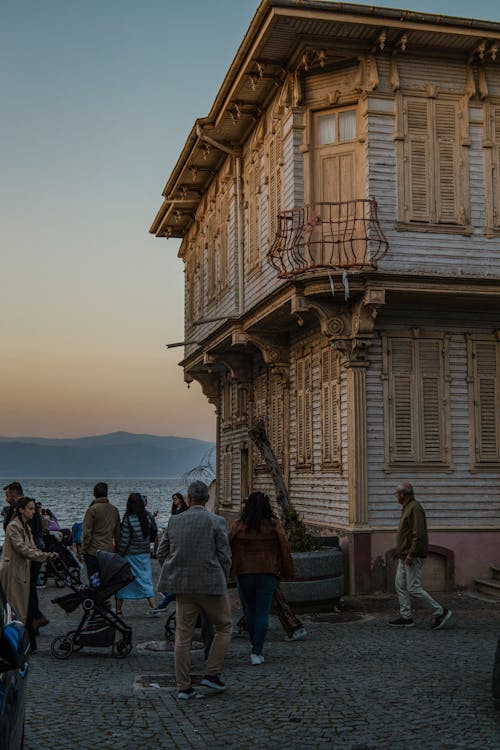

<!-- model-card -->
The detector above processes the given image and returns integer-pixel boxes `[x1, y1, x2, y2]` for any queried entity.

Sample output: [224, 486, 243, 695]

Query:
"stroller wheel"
[112, 639, 132, 658]
[51, 635, 74, 659]
[67, 631, 83, 652]
[37, 570, 47, 587]
[165, 611, 176, 641]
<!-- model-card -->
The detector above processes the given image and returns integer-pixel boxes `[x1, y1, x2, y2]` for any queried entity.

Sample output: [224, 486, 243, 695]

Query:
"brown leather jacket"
[229, 518, 295, 580]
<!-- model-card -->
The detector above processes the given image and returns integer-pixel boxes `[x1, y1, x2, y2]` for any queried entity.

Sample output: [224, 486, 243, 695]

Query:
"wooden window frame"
[295, 353, 313, 470]
[484, 100, 500, 237]
[269, 372, 285, 468]
[220, 447, 233, 507]
[395, 91, 471, 234]
[253, 372, 268, 472]
[467, 334, 500, 470]
[246, 153, 262, 276]
[320, 346, 342, 469]
[382, 331, 451, 471]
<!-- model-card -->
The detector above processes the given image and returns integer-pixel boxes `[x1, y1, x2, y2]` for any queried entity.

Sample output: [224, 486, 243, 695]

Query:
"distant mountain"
[0, 432, 215, 478]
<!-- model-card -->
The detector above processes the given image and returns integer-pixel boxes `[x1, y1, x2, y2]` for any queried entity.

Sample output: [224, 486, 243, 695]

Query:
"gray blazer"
[157, 505, 231, 595]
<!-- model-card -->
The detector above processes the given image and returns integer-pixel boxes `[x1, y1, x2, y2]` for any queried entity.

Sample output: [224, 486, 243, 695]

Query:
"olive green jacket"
[81, 497, 121, 557]
[395, 499, 428, 559]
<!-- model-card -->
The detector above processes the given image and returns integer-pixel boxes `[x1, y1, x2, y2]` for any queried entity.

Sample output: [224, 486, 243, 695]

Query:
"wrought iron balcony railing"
[267, 199, 388, 279]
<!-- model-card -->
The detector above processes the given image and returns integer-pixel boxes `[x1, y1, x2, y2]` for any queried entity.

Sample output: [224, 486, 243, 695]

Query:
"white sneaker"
[250, 653, 264, 665]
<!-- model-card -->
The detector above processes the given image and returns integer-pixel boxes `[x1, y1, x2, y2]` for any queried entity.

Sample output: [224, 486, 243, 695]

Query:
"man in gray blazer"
[157, 480, 232, 699]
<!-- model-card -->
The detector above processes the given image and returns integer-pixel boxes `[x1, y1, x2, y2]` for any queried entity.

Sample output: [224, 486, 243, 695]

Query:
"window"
[316, 108, 357, 146]
[217, 189, 229, 293]
[321, 346, 341, 466]
[383, 334, 449, 467]
[468, 336, 500, 466]
[206, 211, 216, 303]
[485, 103, 500, 233]
[267, 127, 283, 244]
[296, 354, 313, 467]
[221, 377, 233, 429]
[397, 94, 467, 227]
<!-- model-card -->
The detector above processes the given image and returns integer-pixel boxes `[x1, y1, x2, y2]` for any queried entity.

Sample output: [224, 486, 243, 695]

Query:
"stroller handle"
[47, 555, 82, 586]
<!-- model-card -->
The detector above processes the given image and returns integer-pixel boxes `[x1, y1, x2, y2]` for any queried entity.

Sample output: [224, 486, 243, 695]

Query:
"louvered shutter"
[221, 449, 232, 504]
[270, 374, 284, 464]
[434, 101, 460, 224]
[304, 356, 313, 463]
[254, 374, 268, 468]
[296, 359, 305, 464]
[321, 348, 332, 463]
[390, 338, 415, 462]
[473, 341, 499, 462]
[418, 340, 444, 461]
[493, 107, 500, 228]
[219, 193, 228, 291]
[268, 129, 283, 242]
[405, 98, 431, 222]
[331, 348, 340, 462]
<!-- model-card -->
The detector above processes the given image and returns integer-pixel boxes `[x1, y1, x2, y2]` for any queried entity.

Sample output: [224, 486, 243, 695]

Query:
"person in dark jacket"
[2, 481, 23, 531]
[81, 482, 121, 580]
[229, 491, 295, 665]
[389, 482, 452, 630]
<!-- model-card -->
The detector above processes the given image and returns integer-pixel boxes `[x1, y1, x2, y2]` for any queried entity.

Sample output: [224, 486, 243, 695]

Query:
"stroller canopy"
[97, 551, 133, 588]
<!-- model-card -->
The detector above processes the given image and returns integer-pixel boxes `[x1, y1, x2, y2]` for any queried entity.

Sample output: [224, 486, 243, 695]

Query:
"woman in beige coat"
[0, 497, 56, 650]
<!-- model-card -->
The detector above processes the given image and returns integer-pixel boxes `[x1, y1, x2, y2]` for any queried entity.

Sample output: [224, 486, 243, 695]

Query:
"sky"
[2, 0, 500, 441]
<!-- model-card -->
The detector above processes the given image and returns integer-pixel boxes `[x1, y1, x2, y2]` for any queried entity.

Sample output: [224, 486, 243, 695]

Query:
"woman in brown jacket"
[229, 491, 294, 665]
[0, 497, 57, 650]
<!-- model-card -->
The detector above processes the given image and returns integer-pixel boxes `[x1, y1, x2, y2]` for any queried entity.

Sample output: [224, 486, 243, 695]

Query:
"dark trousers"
[237, 573, 278, 655]
[84, 553, 99, 581]
[26, 580, 38, 650]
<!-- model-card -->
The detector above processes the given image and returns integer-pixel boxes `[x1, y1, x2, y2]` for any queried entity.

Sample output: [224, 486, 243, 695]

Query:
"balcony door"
[311, 107, 359, 267]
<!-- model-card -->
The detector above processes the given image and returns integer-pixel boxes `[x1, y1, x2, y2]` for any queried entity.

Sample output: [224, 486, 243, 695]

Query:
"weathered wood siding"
[367, 304, 500, 530]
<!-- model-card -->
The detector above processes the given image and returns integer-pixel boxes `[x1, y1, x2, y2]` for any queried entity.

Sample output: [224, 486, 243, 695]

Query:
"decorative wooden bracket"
[185, 370, 219, 410]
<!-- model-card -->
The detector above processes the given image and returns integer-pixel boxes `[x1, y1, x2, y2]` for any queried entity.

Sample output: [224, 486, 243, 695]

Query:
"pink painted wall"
[371, 529, 500, 588]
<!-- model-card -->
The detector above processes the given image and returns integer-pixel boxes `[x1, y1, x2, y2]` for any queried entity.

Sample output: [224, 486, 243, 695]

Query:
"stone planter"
[280, 547, 344, 611]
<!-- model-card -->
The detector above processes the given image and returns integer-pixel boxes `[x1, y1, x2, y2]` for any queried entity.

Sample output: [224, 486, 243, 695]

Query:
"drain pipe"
[195, 125, 244, 316]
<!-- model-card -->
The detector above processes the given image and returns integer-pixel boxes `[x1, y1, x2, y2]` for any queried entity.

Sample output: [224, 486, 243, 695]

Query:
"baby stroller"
[50, 551, 134, 659]
[39, 529, 82, 588]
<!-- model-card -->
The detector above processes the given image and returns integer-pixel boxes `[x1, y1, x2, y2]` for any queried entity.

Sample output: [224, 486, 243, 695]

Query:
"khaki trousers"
[174, 593, 232, 690]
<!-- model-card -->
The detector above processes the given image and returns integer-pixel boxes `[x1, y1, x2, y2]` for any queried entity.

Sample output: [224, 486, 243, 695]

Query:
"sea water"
[0, 477, 186, 545]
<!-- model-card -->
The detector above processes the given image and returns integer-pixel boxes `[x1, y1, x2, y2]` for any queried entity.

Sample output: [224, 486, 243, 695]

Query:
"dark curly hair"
[240, 491, 275, 532]
[125, 492, 150, 539]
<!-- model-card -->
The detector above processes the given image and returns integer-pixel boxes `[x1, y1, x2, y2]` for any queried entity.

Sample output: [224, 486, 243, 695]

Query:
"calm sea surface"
[0, 477, 186, 545]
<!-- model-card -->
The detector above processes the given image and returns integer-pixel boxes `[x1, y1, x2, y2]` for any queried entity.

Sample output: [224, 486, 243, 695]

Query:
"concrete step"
[475, 578, 500, 599]
[491, 566, 500, 581]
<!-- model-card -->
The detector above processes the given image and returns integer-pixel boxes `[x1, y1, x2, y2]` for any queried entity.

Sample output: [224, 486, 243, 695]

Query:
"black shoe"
[200, 674, 227, 692]
[431, 608, 452, 630]
[389, 616, 415, 627]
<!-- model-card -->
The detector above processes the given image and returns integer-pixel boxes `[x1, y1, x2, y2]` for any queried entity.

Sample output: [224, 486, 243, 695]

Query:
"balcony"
[268, 199, 388, 279]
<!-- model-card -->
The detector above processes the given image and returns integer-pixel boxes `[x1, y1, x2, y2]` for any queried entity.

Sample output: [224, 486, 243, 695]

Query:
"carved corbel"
[390, 53, 400, 93]
[367, 54, 379, 92]
[336, 289, 385, 366]
[231, 330, 289, 370]
[209, 352, 253, 383]
[465, 64, 476, 100]
[188, 371, 220, 410]
[291, 295, 351, 341]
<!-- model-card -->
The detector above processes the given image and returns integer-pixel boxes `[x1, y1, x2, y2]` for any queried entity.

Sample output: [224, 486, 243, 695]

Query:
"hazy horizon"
[2, 0, 499, 442]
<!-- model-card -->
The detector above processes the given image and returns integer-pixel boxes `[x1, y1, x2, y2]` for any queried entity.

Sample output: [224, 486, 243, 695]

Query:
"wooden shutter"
[248, 161, 260, 271]
[493, 107, 500, 228]
[218, 192, 228, 292]
[296, 358, 305, 464]
[254, 373, 267, 468]
[270, 373, 284, 464]
[304, 355, 313, 464]
[206, 213, 216, 301]
[434, 101, 460, 224]
[389, 338, 415, 462]
[268, 129, 283, 242]
[473, 341, 499, 462]
[321, 347, 340, 465]
[418, 340, 444, 461]
[221, 449, 232, 504]
[405, 98, 431, 222]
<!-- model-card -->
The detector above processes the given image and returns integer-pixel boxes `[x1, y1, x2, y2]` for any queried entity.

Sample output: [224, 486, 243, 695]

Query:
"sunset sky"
[2, 0, 500, 441]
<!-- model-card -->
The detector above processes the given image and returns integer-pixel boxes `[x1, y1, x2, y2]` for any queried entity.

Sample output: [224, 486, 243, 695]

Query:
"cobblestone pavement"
[25, 581, 500, 750]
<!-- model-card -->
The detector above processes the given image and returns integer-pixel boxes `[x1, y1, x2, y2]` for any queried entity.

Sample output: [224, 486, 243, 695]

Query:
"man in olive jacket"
[81, 482, 121, 580]
[390, 483, 452, 630]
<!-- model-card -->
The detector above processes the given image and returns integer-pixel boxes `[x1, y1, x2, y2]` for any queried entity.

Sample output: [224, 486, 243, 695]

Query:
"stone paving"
[25, 580, 500, 750]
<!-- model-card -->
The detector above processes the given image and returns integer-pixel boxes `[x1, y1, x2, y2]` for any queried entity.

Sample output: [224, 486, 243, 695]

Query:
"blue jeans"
[237, 573, 278, 655]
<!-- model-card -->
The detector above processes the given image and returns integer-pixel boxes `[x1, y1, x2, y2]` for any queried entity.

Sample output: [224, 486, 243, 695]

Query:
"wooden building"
[151, 1, 500, 593]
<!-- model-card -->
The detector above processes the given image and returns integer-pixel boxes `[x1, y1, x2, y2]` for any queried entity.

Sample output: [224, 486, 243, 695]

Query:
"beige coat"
[0, 515, 50, 622]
